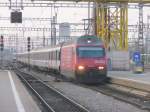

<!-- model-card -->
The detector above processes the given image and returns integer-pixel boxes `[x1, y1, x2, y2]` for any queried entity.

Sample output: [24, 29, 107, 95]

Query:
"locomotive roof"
[63, 35, 103, 46]
[17, 35, 103, 55]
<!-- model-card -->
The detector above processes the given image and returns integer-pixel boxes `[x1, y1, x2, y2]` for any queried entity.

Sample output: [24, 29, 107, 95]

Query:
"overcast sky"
[0, 0, 150, 52]
[0, 0, 150, 39]
[0, 1, 149, 25]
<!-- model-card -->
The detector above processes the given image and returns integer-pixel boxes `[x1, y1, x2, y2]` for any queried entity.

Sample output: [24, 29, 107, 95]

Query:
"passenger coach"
[17, 35, 107, 83]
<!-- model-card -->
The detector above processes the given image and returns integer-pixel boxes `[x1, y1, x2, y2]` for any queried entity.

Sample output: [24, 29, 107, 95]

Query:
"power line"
[0, 2, 150, 9]
[0, 17, 52, 21]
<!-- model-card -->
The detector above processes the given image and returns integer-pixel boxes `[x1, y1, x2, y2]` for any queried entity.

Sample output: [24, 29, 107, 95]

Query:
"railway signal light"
[27, 37, 30, 52]
[0, 35, 4, 51]
[11, 11, 22, 23]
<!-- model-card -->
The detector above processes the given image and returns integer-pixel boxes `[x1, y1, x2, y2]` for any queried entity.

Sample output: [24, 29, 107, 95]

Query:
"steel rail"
[15, 70, 56, 112]
[14, 67, 90, 112]
[26, 66, 150, 111]
[79, 84, 150, 111]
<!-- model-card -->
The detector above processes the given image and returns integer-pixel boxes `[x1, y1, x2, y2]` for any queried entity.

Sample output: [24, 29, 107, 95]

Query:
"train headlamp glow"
[78, 65, 85, 70]
[98, 66, 104, 70]
[87, 40, 91, 43]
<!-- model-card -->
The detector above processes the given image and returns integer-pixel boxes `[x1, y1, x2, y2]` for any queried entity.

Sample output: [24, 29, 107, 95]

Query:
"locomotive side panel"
[17, 35, 107, 83]
[60, 45, 76, 78]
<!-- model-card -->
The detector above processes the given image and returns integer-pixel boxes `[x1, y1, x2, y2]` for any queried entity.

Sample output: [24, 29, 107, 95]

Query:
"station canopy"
[32, 0, 150, 3]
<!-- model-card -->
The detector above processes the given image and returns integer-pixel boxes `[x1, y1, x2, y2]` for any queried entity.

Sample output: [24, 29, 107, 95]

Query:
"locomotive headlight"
[98, 66, 104, 70]
[78, 65, 85, 70]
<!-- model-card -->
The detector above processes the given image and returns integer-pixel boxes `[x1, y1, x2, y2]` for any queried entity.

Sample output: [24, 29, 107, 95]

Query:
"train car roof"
[17, 43, 62, 55]
[17, 35, 103, 55]
[32, 44, 62, 52]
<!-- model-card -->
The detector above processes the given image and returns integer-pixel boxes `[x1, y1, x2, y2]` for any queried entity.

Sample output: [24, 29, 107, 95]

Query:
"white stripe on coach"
[8, 71, 26, 112]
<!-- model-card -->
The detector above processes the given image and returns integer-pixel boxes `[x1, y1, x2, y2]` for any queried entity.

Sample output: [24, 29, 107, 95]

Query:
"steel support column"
[138, 3, 144, 53]
[96, 3, 128, 50]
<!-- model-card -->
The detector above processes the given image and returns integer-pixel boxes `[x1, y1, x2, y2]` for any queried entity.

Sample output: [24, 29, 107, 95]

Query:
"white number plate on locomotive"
[95, 60, 105, 64]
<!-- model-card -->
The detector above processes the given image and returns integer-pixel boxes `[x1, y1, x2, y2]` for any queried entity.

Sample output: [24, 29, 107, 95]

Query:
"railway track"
[12, 63, 150, 112]
[81, 84, 150, 111]
[13, 67, 90, 112]
[31, 68, 150, 111]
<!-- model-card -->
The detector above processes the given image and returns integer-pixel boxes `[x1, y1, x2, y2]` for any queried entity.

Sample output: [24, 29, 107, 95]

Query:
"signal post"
[27, 37, 30, 71]
[0, 35, 4, 67]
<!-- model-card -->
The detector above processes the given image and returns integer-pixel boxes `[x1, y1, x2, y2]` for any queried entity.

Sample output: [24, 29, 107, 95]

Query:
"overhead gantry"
[94, 3, 128, 50]
[91, 0, 145, 51]
[32, 0, 149, 51]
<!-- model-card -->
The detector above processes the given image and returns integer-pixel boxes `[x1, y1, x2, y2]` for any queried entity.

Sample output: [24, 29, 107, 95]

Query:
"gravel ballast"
[26, 69, 149, 112]
[50, 82, 148, 112]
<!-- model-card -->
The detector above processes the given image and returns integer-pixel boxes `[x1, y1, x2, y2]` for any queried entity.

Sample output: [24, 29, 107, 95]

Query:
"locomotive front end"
[76, 46, 107, 83]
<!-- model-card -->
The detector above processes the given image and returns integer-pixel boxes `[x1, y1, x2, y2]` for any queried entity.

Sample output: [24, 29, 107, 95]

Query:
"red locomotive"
[17, 35, 107, 83]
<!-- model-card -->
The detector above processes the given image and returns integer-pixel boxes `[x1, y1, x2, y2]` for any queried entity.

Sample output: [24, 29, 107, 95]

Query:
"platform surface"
[0, 70, 41, 112]
[108, 71, 150, 92]
[108, 71, 150, 83]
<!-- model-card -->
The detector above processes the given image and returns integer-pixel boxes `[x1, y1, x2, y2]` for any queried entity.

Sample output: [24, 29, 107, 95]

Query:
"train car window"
[34, 53, 36, 60]
[38, 52, 41, 60]
[34, 53, 37, 60]
[51, 51, 53, 62]
[50, 51, 51, 60]
[52, 51, 53, 60]
[31, 53, 33, 60]
[54, 51, 55, 60]
[43, 52, 47, 60]
[47, 52, 49, 60]
[56, 51, 57, 60]
[50, 51, 52, 60]
[49, 52, 51, 60]
[55, 51, 56, 61]
[36, 53, 39, 60]
[46, 52, 48, 60]
[59, 51, 61, 60]
[44, 52, 48, 60]
[57, 50, 59, 61]
[41, 52, 44, 60]
[77, 47, 105, 58]
[55, 50, 57, 61]
[52, 51, 54, 60]
[53, 51, 54, 60]
[56, 50, 58, 60]
[43, 52, 45, 60]
[29, 53, 31, 59]
[54, 51, 56, 60]
[45, 52, 47, 60]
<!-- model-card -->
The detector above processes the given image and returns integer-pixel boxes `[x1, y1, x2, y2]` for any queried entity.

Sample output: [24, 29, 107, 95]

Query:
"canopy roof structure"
[31, 0, 146, 50]
[32, 0, 150, 3]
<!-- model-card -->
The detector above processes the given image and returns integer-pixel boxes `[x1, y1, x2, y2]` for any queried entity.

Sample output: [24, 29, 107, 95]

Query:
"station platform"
[108, 71, 150, 92]
[0, 70, 40, 112]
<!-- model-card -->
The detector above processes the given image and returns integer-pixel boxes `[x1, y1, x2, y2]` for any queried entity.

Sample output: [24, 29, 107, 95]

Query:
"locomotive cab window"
[77, 47, 105, 58]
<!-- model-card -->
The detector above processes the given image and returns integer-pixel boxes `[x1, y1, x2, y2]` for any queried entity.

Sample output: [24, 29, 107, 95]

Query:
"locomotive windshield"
[77, 47, 105, 58]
